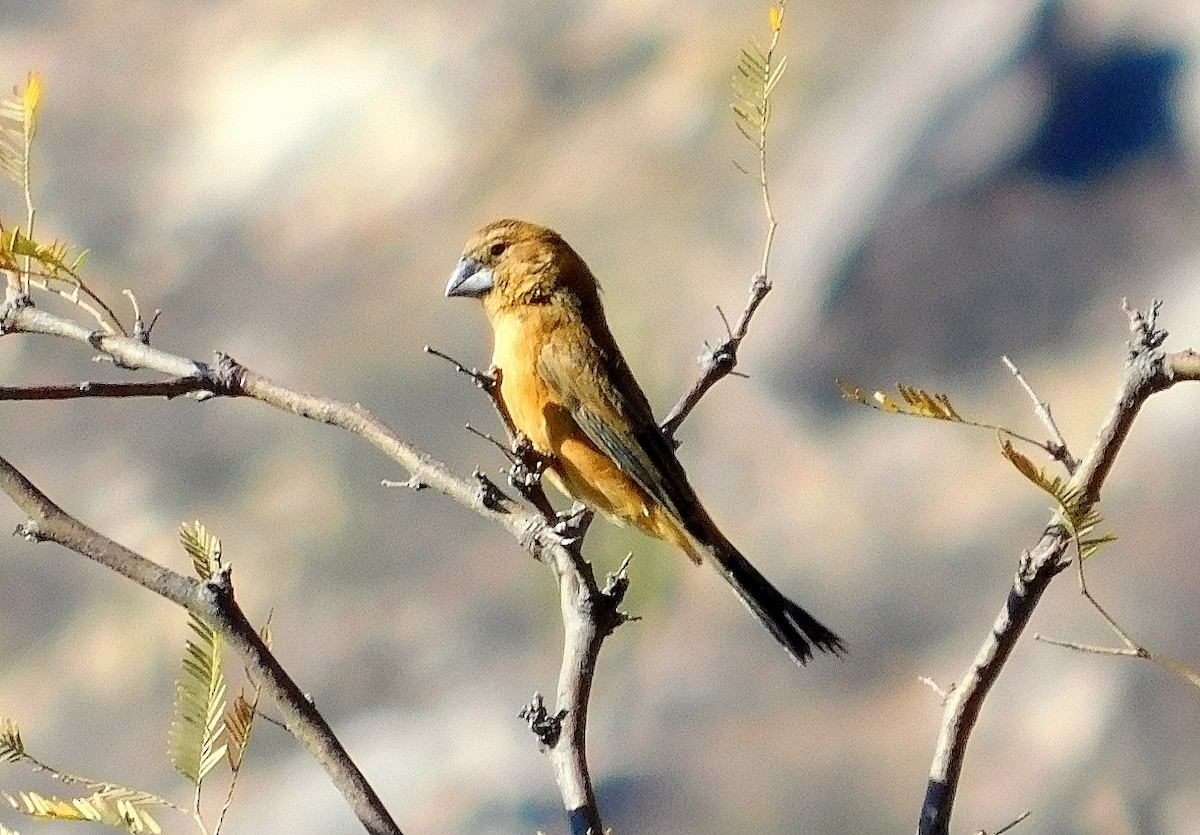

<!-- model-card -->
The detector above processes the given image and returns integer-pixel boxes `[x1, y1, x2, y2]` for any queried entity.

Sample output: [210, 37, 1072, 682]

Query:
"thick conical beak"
[445, 257, 495, 298]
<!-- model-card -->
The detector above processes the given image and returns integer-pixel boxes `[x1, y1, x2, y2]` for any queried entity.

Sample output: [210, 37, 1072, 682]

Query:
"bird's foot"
[552, 502, 594, 545]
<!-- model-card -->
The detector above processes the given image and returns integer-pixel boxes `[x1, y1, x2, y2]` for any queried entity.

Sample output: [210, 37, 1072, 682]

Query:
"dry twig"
[918, 300, 1199, 835]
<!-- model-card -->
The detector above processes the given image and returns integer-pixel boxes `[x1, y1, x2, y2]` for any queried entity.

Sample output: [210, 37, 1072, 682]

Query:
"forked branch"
[918, 300, 1198, 835]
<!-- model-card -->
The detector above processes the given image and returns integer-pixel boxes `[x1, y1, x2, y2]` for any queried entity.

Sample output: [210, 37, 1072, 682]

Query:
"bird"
[446, 218, 844, 666]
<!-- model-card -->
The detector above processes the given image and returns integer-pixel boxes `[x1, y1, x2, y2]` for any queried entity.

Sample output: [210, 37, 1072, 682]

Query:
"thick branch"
[917, 301, 1194, 835]
[551, 552, 627, 833]
[0, 456, 403, 835]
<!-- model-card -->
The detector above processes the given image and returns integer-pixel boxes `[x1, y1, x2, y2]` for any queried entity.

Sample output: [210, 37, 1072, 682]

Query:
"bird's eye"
[489, 241, 508, 257]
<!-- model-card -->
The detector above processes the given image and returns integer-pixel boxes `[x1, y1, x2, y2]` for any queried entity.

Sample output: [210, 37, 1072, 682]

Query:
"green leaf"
[0, 225, 80, 279]
[0, 73, 41, 188]
[731, 12, 787, 158]
[999, 440, 1116, 562]
[179, 520, 222, 580]
[168, 612, 228, 786]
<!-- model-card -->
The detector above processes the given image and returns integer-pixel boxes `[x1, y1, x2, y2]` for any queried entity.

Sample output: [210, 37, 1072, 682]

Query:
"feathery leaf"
[0, 224, 79, 279]
[6, 788, 164, 834]
[731, 19, 785, 155]
[0, 73, 40, 188]
[0, 718, 24, 764]
[170, 521, 229, 786]
[840, 379, 968, 423]
[179, 520, 223, 580]
[1000, 439, 1116, 561]
[224, 692, 256, 772]
[169, 611, 228, 785]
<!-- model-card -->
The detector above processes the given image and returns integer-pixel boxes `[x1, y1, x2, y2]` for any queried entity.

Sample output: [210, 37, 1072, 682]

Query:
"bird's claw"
[552, 503, 594, 544]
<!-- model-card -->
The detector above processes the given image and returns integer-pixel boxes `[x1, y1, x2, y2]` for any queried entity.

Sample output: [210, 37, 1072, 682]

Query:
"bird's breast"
[489, 309, 559, 453]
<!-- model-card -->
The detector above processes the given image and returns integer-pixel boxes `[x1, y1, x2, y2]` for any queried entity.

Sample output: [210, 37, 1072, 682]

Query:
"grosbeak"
[446, 218, 843, 666]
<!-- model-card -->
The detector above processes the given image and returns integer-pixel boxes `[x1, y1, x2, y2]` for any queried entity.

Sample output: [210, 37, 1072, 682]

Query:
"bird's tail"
[705, 537, 845, 667]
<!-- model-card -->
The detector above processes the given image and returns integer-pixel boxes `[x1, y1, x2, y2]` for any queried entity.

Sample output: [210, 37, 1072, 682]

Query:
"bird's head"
[446, 219, 599, 315]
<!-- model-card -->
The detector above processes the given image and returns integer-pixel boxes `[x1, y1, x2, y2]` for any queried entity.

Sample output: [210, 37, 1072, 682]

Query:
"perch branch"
[2, 291, 619, 831]
[427, 343, 621, 830]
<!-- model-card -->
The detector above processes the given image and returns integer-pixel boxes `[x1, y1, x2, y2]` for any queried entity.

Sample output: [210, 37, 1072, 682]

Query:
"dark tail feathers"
[710, 541, 845, 666]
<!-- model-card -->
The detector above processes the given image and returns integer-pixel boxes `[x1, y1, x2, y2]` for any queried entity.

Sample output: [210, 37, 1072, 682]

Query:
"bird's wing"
[537, 328, 700, 526]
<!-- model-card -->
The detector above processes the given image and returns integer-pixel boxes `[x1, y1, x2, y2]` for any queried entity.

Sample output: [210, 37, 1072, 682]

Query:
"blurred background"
[1, 0, 1198, 832]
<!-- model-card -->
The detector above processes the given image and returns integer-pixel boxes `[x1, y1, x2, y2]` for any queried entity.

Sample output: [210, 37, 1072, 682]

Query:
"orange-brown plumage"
[447, 218, 843, 666]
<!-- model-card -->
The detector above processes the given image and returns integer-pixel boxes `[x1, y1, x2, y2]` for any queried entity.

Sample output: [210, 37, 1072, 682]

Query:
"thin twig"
[1032, 634, 1143, 658]
[19, 74, 37, 297]
[427, 346, 558, 520]
[660, 273, 770, 441]
[1002, 355, 1077, 473]
[423, 345, 495, 391]
[1031, 551, 1200, 690]
[986, 810, 1032, 835]
[917, 676, 954, 704]
[662, 3, 787, 442]
[752, 1, 786, 278]
[1074, 556, 1137, 648]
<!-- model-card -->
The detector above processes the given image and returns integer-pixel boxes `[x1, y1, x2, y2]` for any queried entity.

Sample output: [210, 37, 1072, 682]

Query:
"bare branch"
[3, 289, 205, 377]
[1002, 355, 1077, 473]
[918, 299, 1195, 835]
[534, 545, 629, 834]
[1031, 554, 1200, 691]
[0, 456, 403, 835]
[660, 272, 770, 441]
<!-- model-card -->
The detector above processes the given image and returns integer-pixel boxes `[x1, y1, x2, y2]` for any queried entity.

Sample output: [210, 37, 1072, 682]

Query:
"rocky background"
[0, 0, 1197, 832]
